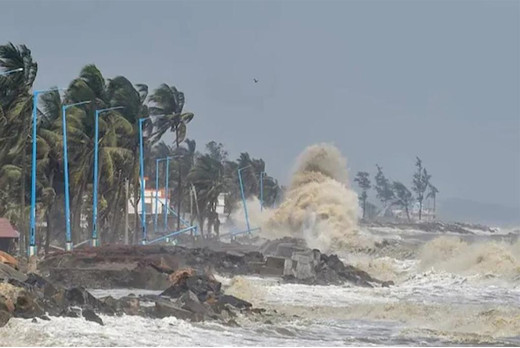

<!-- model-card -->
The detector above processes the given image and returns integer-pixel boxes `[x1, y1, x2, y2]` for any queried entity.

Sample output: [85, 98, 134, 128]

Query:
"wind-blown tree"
[188, 153, 226, 236]
[0, 42, 38, 249]
[392, 181, 413, 221]
[149, 84, 194, 230]
[106, 76, 150, 243]
[412, 157, 431, 220]
[374, 165, 394, 213]
[426, 183, 439, 219]
[354, 171, 371, 219]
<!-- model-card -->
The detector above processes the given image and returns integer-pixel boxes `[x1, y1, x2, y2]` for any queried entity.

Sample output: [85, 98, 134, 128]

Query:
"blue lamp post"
[0, 67, 23, 76]
[62, 101, 91, 251]
[259, 171, 266, 212]
[138, 115, 165, 244]
[28, 88, 62, 257]
[92, 106, 123, 247]
[238, 165, 252, 234]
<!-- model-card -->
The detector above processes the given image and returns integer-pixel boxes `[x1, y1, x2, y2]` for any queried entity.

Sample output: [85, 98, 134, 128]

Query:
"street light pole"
[62, 101, 91, 251]
[92, 106, 123, 247]
[28, 88, 62, 257]
[238, 165, 252, 234]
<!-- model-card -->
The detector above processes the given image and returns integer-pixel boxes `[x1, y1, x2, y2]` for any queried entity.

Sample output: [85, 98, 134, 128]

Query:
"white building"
[128, 177, 166, 216]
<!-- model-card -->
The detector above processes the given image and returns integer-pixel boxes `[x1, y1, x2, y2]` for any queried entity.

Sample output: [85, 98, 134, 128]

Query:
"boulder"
[61, 307, 81, 318]
[118, 296, 141, 316]
[177, 291, 210, 321]
[0, 251, 18, 269]
[161, 274, 221, 302]
[218, 295, 252, 309]
[0, 263, 27, 282]
[14, 291, 44, 318]
[154, 299, 195, 321]
[65, 287, 113, 315]
[82, 308, 104, 326]
[0, 310, 12, 327]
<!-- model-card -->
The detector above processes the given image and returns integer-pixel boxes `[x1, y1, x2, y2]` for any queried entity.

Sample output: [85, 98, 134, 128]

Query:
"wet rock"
[31, 318, 38, 323]
[382, 281, 394, 288]
[225, 319, 239, 327]
[0, 263, 27, 282]
[161, 273, 221, 302]
[0, 295, 15, 313]
[154, 299, 195, 321]
[14, 291, 44, 318]
[118, 296, 141, 316]
[65, 287, 113, 315]
[218, 295, 252, 309]
[39, 315, 51, 321]
[177, 291, 209, 321]
[61, 307, 81, 318]
[0, 310, 12, 327]
[83, 308, 104, 325]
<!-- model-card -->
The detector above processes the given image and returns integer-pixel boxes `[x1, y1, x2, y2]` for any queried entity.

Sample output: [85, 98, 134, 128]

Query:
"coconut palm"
[0, 42, 38, 249]
[149, 84, 194, 230]
[106, 76, 150, 243]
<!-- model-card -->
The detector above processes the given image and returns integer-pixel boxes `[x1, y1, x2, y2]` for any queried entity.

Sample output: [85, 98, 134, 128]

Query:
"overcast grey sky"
[1, 0, 519, 211]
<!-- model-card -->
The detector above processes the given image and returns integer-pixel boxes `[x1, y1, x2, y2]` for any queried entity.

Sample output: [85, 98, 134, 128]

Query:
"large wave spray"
[265, 143, 372, 252]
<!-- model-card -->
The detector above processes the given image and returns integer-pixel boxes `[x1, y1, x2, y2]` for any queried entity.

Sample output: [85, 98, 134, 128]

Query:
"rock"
[225, 319, 239, 327]
[382, 281, 394, 288]
[154, 299, 196, 321]
[0, 251, 18, 269]
[61, 307, 81, 318]
[176, 291, 210, 321]
[0, 295, 15, 313]
[39, 315, 51, 321]
[0, 310, 12, 327]
[31, 317, 37, 323]
[83, 308, 104, 325]
[65, 287, 113, 315]
[14, 291, 44, 318]
[118, 296, 141, 316]
[218, 295, 252, 309]
[168, 268, 195, 284]
[161, 274, 221, 302]
[0, 263, 27, 282]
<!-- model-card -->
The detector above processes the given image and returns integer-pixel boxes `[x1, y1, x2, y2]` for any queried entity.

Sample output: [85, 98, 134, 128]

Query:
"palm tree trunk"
[72, 177, 88, 243]
[132, 150, 141, 244]
[419, 201, 422, 220]
[20, 140, 27, 253]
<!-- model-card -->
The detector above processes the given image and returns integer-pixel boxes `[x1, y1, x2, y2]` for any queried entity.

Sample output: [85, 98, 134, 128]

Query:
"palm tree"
[0, 42, 38, 249]
[107, 76, 150, 243]
[426, 184, 439, 220]
[188, 153, 225, 236]
[149, 84, 194, 230]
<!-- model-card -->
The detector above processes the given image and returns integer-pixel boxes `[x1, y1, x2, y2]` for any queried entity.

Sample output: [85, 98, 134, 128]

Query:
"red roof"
[0, 218, 19, 238]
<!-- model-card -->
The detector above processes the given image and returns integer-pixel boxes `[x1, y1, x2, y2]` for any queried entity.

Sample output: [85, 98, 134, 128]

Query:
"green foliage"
[412, 157, 431, 220]
[392, 181, 413, 221]
[374, 165, 394, 205]
[0, 42, 282, 246]
[354, 171, 371, 219]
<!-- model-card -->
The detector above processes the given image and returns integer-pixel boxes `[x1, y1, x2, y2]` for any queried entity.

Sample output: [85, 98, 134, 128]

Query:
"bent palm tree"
[149, 84, 194, 230]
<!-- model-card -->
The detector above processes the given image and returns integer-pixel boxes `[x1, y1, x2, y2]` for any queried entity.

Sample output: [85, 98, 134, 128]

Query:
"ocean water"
[1, 228, 519, 346]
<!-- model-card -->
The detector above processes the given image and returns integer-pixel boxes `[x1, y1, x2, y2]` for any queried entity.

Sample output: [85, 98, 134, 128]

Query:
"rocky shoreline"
[0, 238, 387, 328]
